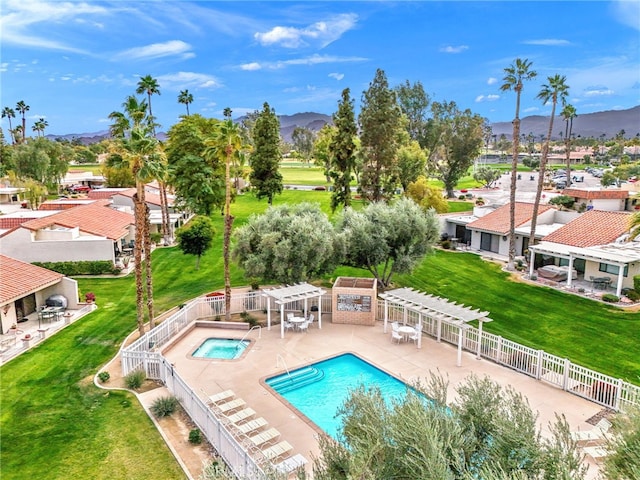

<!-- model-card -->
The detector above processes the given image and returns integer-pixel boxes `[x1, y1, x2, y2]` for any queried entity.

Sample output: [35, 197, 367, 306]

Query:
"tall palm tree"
[528, 75, 569, 250]
[2, 107, 16, 144]
[178, 89, 194, 116]
[136, 75, 160, 135]
[204, 108, 251, 321]
[561, 104, 577, 187]
[16, 101, 30, 143]
[500, 58, 537, 271]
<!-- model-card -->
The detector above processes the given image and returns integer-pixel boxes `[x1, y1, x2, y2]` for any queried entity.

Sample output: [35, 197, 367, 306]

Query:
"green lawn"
[2, 188, 638, 478]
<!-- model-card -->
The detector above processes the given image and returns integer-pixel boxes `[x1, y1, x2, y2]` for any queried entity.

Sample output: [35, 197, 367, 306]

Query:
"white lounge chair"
[208, 389, 234, 405]
[249, 427, 280, 447]
[226, 407, 255, 424]
[274, 453, 308, 475]
[217, 398, 246, 414]
[261, 440, 292, 461]
[570, 418, 611, 445]
[236, 417, 268, 435]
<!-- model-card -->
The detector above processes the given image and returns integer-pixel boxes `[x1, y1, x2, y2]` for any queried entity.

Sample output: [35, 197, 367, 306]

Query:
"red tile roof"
[563, 188, 628, 200]
[87, 188, 129, 200]
[38, 199, 95, 211]
[542, 210, 631, 247]
[0, 216, 40, 229]
[20, 200, 134, 240]
[114, 188, 173, 207]
[467, 202, 554, 235]
[0, 255, 64, 304]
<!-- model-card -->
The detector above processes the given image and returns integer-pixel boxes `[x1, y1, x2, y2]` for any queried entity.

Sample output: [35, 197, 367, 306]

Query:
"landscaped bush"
[625, 290, 640, 302]
[240, 311, 259, 327]
[124, 369, 146, 390]
[150, 396, 179, 418]
[97, 371, 110, 383]
[602, 294, 620, 303]
[32, 260, 115, 276]
[634, 275, 640, 293]
[188, 428, 202, 444]
[441, 240, 451, 250]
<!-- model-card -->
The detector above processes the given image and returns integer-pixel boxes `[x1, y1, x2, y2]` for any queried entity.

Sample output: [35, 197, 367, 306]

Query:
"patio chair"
[570, 418, 611, 445]
[283, 321, 295, 332]
[226, 407, 256, 424]
[274, 454, 308, 476]
[249, 427, 280, 448]
[261, 440, 293, 462]
[391, 321, 400, 332]
[408, 330, 420, 344]
[217, 398, 246, 414]
[236, 417, 268, 435]
[307, 314, 314, 327]
[298, 321, 310, 333]
[287, 312, 294, 321]
[391, 330, 403, 344]
[208, 389, 234, 405]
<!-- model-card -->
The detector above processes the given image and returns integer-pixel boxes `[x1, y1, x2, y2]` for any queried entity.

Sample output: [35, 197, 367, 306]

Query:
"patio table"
[397, 325, 416, 342]
[289, 316, 306, 331]
[592, 277, 611, 290]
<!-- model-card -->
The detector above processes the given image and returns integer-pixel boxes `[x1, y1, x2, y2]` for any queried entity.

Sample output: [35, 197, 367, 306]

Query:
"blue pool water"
[192, 338, 249, 360]
[266, 353, 412, 439]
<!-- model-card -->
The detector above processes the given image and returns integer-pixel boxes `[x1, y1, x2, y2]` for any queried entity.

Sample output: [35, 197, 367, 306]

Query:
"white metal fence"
[377, 299, 640, 412]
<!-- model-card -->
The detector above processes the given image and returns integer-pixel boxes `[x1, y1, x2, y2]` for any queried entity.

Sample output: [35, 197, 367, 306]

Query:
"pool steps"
[267, 366, 325, 394]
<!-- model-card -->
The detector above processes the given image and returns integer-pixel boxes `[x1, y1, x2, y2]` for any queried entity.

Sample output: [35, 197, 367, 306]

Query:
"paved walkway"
[162, 319, 604, 478]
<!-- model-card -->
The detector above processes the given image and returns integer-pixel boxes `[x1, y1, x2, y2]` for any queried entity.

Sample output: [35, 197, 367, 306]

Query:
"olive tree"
[233, 202, 345, 284]
[176, 215, 215, 270]
[336, 197, 439, 288]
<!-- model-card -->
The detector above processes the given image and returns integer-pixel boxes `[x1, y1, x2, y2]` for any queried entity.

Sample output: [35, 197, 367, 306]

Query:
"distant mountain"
[47, 106, 637, 145]
[491, 105, 639, 140]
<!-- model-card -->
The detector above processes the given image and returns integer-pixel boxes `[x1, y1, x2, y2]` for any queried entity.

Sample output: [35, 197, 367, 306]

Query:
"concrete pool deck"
[161, 318, 604, 477]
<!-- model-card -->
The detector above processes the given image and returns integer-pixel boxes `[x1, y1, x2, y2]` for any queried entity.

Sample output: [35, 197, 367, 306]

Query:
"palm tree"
[204, 108, 251, 321]
[561, 104, 577, 187]
[528, 75, 569, 250]
[500, 58, 537, 271]
[2, 107, 16, 144]
[136, 75, 161, 135]
[16, 101, 30, 143]
[178, 89, 194, 116]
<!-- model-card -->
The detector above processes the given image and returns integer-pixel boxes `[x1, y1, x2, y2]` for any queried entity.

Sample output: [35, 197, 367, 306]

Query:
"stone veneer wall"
[331, 277, 377, 325]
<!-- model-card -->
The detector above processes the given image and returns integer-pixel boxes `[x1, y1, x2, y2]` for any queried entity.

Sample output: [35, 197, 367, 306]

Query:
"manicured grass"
[2, 188, 638, 479]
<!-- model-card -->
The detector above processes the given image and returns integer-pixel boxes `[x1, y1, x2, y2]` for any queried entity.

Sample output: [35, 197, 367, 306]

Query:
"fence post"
[562, 358, 571, 390]
[615, 378, 624, 410]
[536, 350, 544, 380]
[496, 336, 503, 363]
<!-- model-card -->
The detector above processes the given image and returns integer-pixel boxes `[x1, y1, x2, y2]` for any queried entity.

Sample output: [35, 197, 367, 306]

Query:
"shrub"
[188, 428, 202, 444]
[150, 396, 179, 418]
[150, 232, 162, 244]
[602, 293, 620, 303]
[85, 292, 96, 303]
[97, 371, 110, 383]
[458, 195, 466, 200]
[124, 369, 146, 390]
[441, 240, 451, 250]
[240, 311, 259, 327]
[634, 275, 640, 293]
[32, 260, 115, 276]
[625, 290, 640, 302]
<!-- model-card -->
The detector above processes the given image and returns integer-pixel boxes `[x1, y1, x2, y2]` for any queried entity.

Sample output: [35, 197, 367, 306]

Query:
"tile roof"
[542, 210, 632, 247]
[0, 255, 64, 304]
[38, 199, 96, 211]
[20, 200, 134, 240]
[0, 216, 40, 230]
[467, 202, 554, 235]
[563, 188, 629, 200]
[114, 188, 174, 207]
[87, 188, 129, 200]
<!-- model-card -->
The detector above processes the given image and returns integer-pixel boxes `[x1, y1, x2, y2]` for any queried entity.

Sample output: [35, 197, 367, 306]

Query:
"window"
[599, 263, 628, 277]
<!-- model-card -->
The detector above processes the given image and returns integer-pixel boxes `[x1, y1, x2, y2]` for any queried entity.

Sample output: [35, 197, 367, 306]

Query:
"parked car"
[68, 184, 91, 193]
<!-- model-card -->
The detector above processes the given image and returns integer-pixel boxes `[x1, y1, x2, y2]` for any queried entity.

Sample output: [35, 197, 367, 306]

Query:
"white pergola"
[262, 283, 327, 338]
[379, 287, 493, 366]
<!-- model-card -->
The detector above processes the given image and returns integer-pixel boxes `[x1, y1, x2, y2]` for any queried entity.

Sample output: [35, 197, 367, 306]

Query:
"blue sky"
[1, 1, 639, 136]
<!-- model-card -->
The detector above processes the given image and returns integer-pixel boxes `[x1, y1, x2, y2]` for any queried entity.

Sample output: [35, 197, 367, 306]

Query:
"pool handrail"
[276, 354, 292, 381]
[237, 325, 262, 349]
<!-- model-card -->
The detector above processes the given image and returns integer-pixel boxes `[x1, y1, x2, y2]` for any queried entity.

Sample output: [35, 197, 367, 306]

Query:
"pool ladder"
[236, 325, 262, 349]
[276, 354, 291, 380]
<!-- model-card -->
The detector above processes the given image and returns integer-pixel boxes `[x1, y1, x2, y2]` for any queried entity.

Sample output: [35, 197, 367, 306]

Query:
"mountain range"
[48, 106, 638, 145]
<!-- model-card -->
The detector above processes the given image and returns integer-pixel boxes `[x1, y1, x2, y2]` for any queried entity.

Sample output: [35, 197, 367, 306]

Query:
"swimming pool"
[192, 338, 249, 360]
[266, 353, 413, 439]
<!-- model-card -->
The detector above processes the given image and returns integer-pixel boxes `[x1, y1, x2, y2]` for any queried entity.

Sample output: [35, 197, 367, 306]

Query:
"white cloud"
[487, 77, 497, 85]
[522, 39, 571, 46]
[240, 62, 262, 71]
[0, 63, 7, 72]
[237, 54, 366, 71]
[611, 0, 640, 31]
[439, 45, 468, 54]
[254, 13, 358, 48]
[523, 107, 539, 113]
[329, 72, 344, 81]
[113, 40, 194, 61]
[583, 86, 615, 97]
[1, 0, 106, 53]
[475, 94, 500, 102]
[156, 71, 222, 90]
